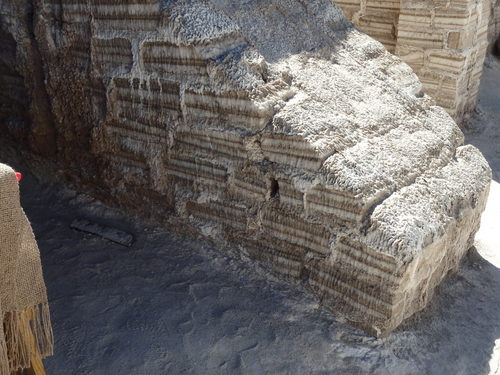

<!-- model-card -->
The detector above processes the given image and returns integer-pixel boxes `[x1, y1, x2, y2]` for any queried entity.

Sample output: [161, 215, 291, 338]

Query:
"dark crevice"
[360, 192, 391, 236]
[25, 0, 57, 156]
[494, 34, 500, 57]
[269, 177, 279, 199]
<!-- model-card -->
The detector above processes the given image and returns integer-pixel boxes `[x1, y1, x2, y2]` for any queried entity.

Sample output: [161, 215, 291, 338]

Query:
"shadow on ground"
[1, 48, 499, 375]
[5, 162, 497, 375]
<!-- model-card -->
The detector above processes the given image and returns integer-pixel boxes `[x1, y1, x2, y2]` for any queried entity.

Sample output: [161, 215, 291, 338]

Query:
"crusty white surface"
[28, 0, 493, 334]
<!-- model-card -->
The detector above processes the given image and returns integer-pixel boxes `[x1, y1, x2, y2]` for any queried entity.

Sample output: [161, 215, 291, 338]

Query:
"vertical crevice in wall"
[0, 27, 30, 143]
[494, 34, 500, 56]
[0, 0, 57, 156]
[25, 0, 57, 157]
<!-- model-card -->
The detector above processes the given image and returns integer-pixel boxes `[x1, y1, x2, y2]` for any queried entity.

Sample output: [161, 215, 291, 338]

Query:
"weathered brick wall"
[336, 0, 493, 123]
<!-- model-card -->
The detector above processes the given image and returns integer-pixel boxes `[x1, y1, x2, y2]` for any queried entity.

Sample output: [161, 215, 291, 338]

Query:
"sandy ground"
[1, 57, 499, 374]
[466, 56, 500, 271]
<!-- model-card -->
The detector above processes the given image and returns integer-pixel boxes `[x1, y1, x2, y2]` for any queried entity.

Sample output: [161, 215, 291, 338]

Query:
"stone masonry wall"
[0, 0, 492, 336]
[335, 0, 494, 123]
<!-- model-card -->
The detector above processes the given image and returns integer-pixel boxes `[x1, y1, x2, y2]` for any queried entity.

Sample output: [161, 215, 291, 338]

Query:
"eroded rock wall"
[335, 0, 493, 123]
[0, 0, 492, 335]
[0, 0, 56, 156]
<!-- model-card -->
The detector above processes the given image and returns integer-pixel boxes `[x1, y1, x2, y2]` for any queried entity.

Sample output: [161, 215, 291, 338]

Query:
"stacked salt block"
[334, 0, 492, 123]
[396, 0, 491, 122]
[5, 0, 491, 335]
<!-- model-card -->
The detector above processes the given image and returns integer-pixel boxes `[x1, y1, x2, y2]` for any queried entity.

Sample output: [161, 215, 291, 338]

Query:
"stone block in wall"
[173, 127, 248, 167]
[397, 29, 446, 49]
[167, 155, 229, 195]
[426, 50, 469, 75]
[395, 46, 425, 70]
[245, 237, 307, 279]
[434, 7, 475, 30]
[109, 77, 181, 126]
[184, 90, 273, 132]
[260, 134, 325, 171]
[229, 168, 268, 204]
[397, 8, 446, 48]
[92, 38, 133, 75]
[357, 11, 399, 51]
[90, 0, 160, 31]
[447, 29, 477, 49]
[261, 205, 332, 258]
[279, 179, 305, 210]
[43, 0, 91, 23]
[141, 41, 209, 78]
[397, 8, 433, 29]
[185, 200, 248, 234]
[366, 0, 400, 11]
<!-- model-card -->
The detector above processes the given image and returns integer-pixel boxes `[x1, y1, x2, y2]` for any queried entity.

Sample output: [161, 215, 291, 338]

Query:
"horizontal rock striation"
[335, 0, 493, 123]
[1, 0, 492, 335]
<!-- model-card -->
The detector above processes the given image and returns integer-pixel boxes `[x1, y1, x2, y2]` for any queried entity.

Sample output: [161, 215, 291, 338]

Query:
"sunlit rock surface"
[0, 0, 491, 335]
[334, 0, 494, 123]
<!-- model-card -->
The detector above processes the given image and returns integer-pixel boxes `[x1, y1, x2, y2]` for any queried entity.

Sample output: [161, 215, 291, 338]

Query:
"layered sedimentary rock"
[335, 0, 493, 122]
[0, 0, 491, 335]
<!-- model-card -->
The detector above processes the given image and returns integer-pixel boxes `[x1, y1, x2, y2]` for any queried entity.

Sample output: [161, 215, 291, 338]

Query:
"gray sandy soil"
[1, 58, 499, 375]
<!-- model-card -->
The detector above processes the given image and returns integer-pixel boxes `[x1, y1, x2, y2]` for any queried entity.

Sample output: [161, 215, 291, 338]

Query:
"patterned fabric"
[0, 164, 53, 374]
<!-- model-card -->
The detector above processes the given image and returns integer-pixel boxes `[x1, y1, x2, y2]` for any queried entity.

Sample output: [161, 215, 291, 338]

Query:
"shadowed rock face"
[491, 1, 500, 55]
[0, 0, 56, 156]
[0, 0, 491, 335]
